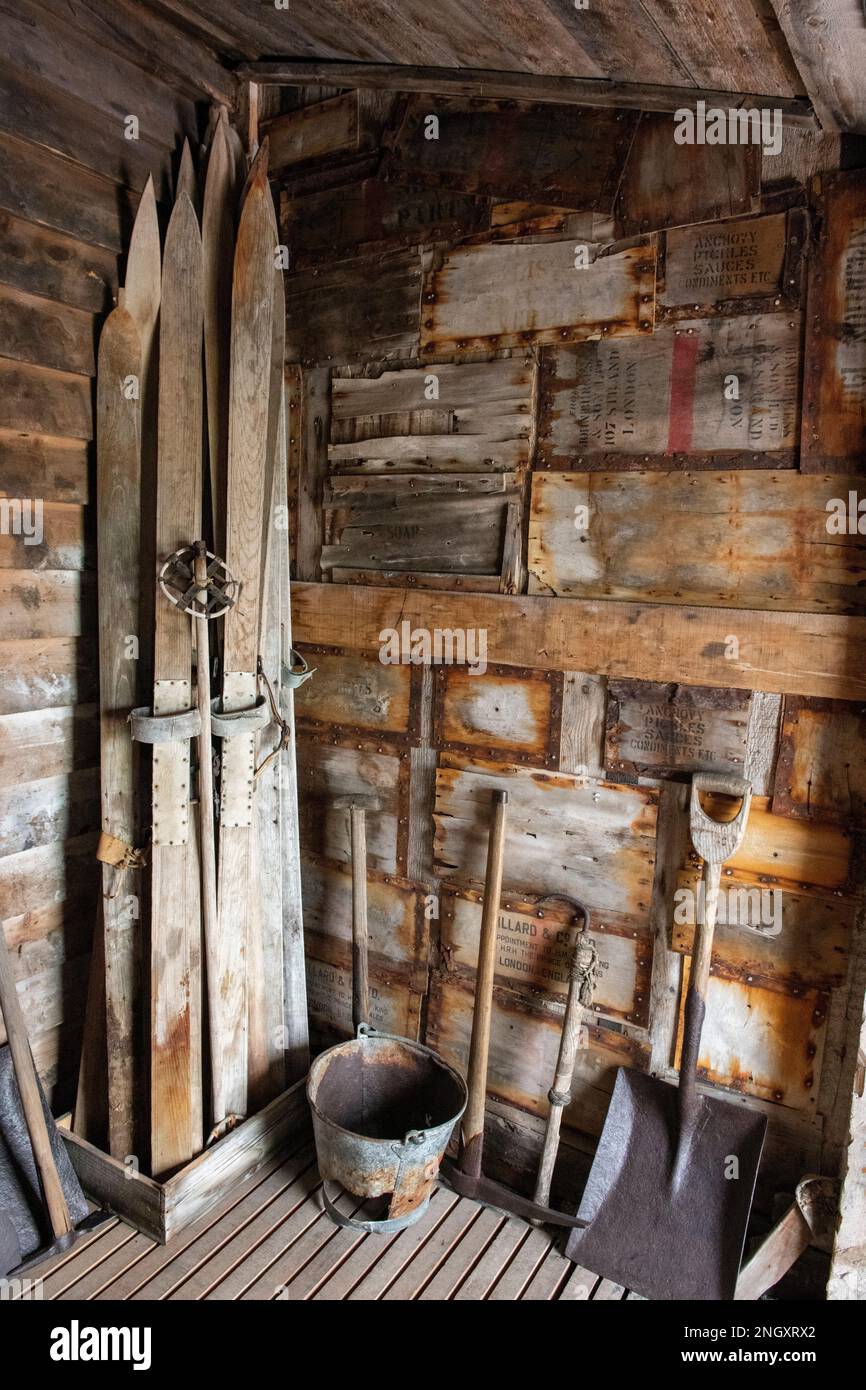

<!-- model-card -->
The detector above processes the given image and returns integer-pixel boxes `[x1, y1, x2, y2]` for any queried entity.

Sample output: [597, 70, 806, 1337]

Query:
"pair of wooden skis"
[92, 115, 308, 1177]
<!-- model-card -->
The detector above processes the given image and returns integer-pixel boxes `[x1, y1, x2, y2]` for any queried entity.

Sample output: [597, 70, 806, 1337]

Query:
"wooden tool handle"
[460, 789, 508, 1179]
[0, 926, 73, 1240]
[349, 805, 370, 1030]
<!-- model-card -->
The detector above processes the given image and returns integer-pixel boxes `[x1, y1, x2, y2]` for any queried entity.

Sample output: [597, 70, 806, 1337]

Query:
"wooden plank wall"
[0, 1, 223, 1111]
[280, 87, 866, 1215]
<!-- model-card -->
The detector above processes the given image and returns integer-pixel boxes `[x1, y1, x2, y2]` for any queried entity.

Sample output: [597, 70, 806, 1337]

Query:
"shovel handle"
[349, 805, 370, 1031]
[460, 790, 508, 1179]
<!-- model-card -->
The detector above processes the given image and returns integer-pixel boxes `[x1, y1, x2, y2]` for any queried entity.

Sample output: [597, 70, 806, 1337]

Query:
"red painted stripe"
[667, 331, 699, 453]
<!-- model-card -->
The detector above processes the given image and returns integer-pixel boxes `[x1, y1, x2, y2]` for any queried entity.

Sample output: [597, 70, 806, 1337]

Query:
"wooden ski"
[147, 189, 203, 1178]
[95, 300, 143, 1161]
[214, 142, 273, 1125]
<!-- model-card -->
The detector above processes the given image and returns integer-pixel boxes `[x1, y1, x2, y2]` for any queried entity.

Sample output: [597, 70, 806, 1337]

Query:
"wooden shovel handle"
[460, 789, 508, 1179]
[0, 926, 73, 1240]
[349, 805, 370, 1030]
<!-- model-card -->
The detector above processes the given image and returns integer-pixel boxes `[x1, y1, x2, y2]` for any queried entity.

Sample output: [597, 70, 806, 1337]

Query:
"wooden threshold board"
[292, 583, 866, 702]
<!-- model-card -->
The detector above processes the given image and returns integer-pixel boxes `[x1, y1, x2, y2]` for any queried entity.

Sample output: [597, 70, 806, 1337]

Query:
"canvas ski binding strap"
[283, 649, 315, 690]
[96, 830, 147, 899]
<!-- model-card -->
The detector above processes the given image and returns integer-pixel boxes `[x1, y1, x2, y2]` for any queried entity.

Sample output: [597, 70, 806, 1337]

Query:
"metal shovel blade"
[564, 1068, 767, 1301]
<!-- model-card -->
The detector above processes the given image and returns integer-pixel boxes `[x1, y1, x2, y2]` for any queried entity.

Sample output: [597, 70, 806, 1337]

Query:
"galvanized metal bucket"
[307, 1024, 467, 1234]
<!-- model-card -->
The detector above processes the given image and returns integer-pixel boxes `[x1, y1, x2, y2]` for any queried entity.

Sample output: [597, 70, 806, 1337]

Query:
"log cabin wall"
[275, 88, 866, 1225]
[0, 1, 230, 1111]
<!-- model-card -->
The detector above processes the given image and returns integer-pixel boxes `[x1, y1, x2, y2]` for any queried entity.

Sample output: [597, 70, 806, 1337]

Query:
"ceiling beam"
[236, 60, 817, 128]
[767, 1, 866, 133]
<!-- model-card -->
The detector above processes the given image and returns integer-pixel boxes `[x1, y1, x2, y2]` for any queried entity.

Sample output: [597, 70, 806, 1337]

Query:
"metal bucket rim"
[306, 1029, 467, 1148]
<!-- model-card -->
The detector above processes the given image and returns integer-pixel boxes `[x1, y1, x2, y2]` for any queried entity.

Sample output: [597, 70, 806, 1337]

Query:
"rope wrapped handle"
[535, 893, 599, 1007]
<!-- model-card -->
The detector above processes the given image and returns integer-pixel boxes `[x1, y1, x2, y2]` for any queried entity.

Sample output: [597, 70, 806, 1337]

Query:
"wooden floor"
[21, 1136, 626, 1301]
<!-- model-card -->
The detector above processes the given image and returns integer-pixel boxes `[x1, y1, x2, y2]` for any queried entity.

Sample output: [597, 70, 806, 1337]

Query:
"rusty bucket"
[307, 1024, 467, 1234]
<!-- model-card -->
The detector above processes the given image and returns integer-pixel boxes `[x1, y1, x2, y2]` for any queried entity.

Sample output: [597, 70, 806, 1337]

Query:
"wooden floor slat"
[22, 1150, 629, 1300]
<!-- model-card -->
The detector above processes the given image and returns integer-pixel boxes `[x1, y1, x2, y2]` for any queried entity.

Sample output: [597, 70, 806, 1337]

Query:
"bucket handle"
[356, 1024, 460, 1147]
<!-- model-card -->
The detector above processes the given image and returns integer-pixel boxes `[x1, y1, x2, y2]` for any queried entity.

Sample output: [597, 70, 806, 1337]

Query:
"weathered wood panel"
[0, 130, 138, 253]
[306, 953, 422, 1048]
[0, 832, 97, 921]
[768, 0, 866, 133]
[537, 314, 802, 469]
[421, 239, 655, 355]
[0, 571, 92, 640]
[684, 793, 851, 892]
[284, 250, 422, 366]
[427, 973, 650, 1139]
[0, 768, 99, 858]
[434, 665, 561, 766]
[330, 358, 535, 473]
[660, 210, 805, 316]
[293, 581, 866, 703]
[441, 885, 651, 1025]
[674, 967, 827, 1113]
[293, 648, 414, 738]
[773, 697, 866, 826]
[0, 432, 89, 506]
[263, 92, 363, 172]
[383, 97, 637, 209]
[528, 472, 866, 615]
[434, 759, 658, 918]
[301, 854, 428, 987]
[0, 638, 97, 716]
[0, 502, 88, 572]
[0, 704, 98, 784]
[297, 738, 406, 874]
[672, 871, 852, 994]
[616, 112, 761, 235]
[801, 171, 866, 471]
[0, 209, 115, 314]
[322, 488, 514, 580]
[281, 179, 488, 266]
[604, 680, 750, 781]
[0, 358, 92, 440]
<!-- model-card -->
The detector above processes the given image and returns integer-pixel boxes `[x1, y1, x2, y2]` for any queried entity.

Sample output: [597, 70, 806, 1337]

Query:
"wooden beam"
[768, 1, 866, 134]
[292, 582, 866, 702]
[237, 62, 817, 128]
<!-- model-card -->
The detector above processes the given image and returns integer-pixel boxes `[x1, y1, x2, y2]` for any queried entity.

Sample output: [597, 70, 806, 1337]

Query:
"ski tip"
[247, 137, 270, 192]
[177, 138, 200, 212]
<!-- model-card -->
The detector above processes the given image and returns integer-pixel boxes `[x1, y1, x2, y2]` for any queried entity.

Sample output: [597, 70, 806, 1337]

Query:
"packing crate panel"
[382, 97, 638, 210]
[802, 170, 866, 472]
[427, 973, 650, 1140]
[434, 665, 562, 766]
[440, 886, 651, 1026]
[281, 179, 488, 266]
[604, 679, 750, 781]
[528, 471, 866, 615]
[306, 953, 422, 1049]
[284, 249, 422, 366]
[674, 966, 827, 1114]
[420, 238, 655, 355]
[329, 358, 535, 474]
[659, 209, 806, 317]
[434, 758, 658, 919]
[683, 793, 851, 892]
[537, 313, 802, 469]
[672, 869, 852, 994]
[772, 696, 866, 827]
[297, 738, 407, 875]
[301, 853, 429, 988]
[615, 112, 761, 235]
[293, 647, 414, 740]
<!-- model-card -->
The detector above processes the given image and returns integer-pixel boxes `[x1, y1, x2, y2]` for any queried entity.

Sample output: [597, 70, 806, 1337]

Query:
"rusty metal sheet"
[772, 696, 866, 826]
[605, 679, 750, 782]
[382, 97, 638, 210]
[421, 238, 655, 356]
[294, 645, 415, 740]
[434, 756, 658, 919]
[528, 470, 866, 616]
[616, 112, 761, 236]
[281, 179, 489, 267]
[802, 170, 866, 472]
[683, 792, 851, 892]
[440, 886, 650, 1027]
[674, 966, 827, 1114]
[672, 867, 852, 994]
[284, 248, 422, 367]
[306, 952, 422, 1050]
[426, 972, 650, 1140]
[297, 735, 409, 874]
[434, 664, 562, 767]
[537, 313, 802, 470]
[301, 853, 429, 990]
[659, 209, 806, 318]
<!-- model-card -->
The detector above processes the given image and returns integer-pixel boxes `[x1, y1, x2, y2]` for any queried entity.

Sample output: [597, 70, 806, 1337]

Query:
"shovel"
[564, 773, 768, 1300]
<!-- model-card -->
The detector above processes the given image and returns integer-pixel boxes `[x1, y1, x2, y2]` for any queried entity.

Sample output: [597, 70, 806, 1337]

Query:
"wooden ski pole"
[532, 895, 597, 1213]
[192, 542, 221, 1125]
[459, 789, 508, 1180]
